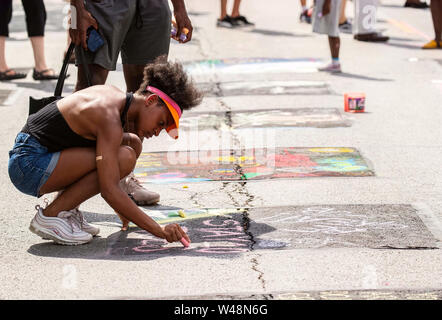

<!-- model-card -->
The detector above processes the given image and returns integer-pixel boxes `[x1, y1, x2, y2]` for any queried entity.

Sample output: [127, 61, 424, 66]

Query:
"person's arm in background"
[171, 0, 193, 43]
[69, 0, 98, 49]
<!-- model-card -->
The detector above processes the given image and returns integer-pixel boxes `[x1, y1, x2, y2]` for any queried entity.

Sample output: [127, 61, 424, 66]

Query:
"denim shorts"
[8, 132, 60, 198]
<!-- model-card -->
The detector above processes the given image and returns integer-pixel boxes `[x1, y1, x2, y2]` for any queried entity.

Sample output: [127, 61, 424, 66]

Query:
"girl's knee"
[124, 133, 142, 158]
[118, 146, 136, 178]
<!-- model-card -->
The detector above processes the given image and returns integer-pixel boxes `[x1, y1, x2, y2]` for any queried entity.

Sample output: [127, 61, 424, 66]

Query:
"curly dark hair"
[136, 56, 203, 112]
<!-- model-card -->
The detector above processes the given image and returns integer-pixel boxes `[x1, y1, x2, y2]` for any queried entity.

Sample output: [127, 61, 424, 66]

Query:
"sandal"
[0, 69, 27, 81]
[32, 68, 64, 81]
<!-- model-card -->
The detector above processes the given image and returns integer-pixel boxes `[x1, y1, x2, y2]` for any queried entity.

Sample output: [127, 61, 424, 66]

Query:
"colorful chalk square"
[134, 147, 374, 184]
[184, 57, 321, 76]
[136, 207, 245, 225]
[180, 108, 350, 130]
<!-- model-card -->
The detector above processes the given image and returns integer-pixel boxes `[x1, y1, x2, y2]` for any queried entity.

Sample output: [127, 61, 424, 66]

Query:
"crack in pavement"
[251, 255, 267, 291]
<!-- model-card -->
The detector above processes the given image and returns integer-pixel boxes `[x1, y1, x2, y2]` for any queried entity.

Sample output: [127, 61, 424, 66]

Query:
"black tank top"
[21, 92, 133, 152]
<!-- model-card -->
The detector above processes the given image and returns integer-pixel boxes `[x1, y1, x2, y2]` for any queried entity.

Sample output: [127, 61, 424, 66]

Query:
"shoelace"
[128, 175, 143, 190]
[63, 212, 82, 233]
[71, 209, 85, 227]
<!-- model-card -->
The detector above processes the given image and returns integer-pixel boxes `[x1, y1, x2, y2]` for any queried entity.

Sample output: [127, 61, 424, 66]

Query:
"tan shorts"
[76, 0, 171, 70]
[312, 0, 342, 37]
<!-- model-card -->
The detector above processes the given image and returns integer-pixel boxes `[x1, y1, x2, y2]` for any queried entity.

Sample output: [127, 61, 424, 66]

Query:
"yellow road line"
[386, 17, 431, 41]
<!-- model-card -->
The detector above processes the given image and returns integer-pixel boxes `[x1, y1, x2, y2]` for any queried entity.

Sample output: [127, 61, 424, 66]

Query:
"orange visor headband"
[146, 86, 182, 139]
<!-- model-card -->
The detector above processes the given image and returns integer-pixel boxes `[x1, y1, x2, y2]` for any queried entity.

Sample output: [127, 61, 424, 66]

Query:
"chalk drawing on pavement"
[131, 207, 245, 225]
[184, 58, 321, 76]
[103, 204, 438, 258]
[134, 147, 373, 184]
[249, 205, 440, 250]
[197, 80, 330, 97]
[180, 108, 350, 130]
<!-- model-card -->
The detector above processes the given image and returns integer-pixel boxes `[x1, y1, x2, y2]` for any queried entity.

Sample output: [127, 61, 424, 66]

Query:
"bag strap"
[53, 42, 92, 97]
[54, 42, 74, 97]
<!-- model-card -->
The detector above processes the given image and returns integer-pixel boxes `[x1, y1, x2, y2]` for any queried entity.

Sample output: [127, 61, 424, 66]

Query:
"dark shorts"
[77, 0, 172, 70]
[8, 133, 60, 198]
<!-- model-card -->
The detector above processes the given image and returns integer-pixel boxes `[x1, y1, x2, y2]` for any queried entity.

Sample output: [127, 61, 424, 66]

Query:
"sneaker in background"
[339, 20, 352, 34]
[299, 9, 312, 24]
[232, 15, 255, 26]
[354, 32, 389, 42]
[217, 15, 240, 28]
[318, 62, 342, 73]
[29, 206, 92, 245]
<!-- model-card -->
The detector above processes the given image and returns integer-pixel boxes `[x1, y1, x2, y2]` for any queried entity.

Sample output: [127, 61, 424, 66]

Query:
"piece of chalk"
[178, 210, 186, 218]
[180, 237, 190, 247]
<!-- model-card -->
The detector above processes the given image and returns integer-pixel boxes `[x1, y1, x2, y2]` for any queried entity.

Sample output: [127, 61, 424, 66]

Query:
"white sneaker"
[70, 208, 100, 236]
[29, 205, 92, 245]
[318, 62, 342, 73]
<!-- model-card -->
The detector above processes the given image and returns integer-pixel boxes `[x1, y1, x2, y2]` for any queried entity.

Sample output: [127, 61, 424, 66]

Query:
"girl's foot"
[29, 205, 92, 245]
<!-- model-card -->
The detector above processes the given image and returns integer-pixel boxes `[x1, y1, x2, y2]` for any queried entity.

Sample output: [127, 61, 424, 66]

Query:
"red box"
[344, 93, 365, 113]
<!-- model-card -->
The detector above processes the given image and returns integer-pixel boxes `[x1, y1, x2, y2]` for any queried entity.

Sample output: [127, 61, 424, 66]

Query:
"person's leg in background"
[0, 0, 27, 80]
[318, 35, 342, 72]
[339, 0, 352, 33]
[231, 0, 241, 17]
[75, 63, 109, 91]
[21, 0, 60, 80]
[329, 36, 341, 65]
[300, 0, 312, 23]
[230, 0, 254, 26]
[62, 0, 76, 64]
[315, 0, 342, 73]
[339, 0, 347, 24]
[432, 0, 442, 44]
[220, 0, 228, 19]
[217, 0, 240, 27]
[423, 0, 442, 48]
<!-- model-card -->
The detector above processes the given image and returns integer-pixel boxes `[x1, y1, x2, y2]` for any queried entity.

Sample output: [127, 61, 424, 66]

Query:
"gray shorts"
[312, 0, 341, 37]
[77, 0, 171, 70]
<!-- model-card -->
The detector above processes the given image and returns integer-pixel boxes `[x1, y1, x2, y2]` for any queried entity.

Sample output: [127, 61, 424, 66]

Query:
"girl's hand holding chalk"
[162, 223, 191, 247]
[180, 237, 190, 248]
